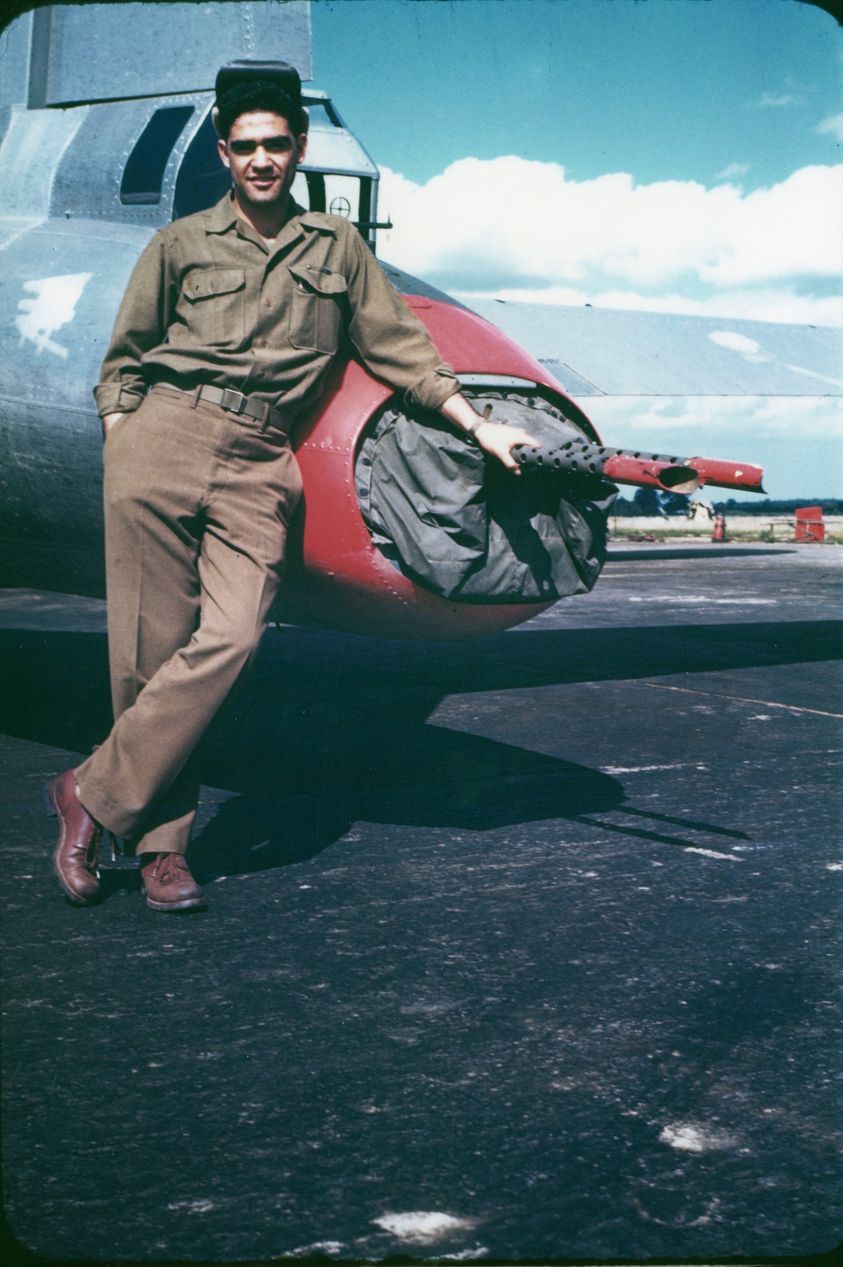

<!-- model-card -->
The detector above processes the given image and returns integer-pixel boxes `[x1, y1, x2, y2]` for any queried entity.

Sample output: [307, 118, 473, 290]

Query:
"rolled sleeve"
[344, 231, 460, 411]
[404, 365, 461, 412]
[93, 383, 147, 417]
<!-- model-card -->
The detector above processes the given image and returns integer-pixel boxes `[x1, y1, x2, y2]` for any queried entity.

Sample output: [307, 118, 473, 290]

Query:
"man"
[46, 61, 536, 913]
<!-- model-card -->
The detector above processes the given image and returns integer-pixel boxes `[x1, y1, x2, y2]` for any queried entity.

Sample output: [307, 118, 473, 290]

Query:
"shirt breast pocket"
[287, 264, 348, 355]
[182, 268, 246, 347]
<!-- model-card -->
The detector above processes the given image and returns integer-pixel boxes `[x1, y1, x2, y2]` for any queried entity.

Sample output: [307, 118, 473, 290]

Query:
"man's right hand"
[102, 412, 125, 440]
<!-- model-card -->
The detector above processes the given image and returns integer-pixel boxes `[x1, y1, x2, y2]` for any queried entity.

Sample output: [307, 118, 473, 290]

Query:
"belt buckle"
[221, 387, 247, 416]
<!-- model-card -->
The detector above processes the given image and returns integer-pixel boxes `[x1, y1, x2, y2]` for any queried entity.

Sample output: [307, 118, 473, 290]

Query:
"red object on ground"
[711, 515, 728, 543]
[794, 506, 826, 543]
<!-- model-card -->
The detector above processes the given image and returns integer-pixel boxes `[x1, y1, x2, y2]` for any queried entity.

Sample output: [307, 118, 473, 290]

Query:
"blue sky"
[313, 0, 841, 190]
[311, 0, 842, 499]
[311, 0, 842, 323]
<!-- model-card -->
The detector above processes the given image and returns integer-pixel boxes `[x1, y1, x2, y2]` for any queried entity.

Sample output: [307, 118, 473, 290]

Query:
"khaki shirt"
[94, 193, 460, 421]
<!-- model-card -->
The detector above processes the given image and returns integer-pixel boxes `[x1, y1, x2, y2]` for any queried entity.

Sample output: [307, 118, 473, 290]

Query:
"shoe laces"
[146, 852, 190, 884]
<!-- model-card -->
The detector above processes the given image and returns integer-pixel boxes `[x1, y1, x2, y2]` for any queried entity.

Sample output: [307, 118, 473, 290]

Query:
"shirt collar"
[204, 193, 333, 239]
[203, 191, 240, 235]
[298, 210, 338, 236]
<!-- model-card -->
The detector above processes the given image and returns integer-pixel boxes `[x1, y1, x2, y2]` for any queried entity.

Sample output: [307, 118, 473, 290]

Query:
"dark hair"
[216, 80, 307, 140]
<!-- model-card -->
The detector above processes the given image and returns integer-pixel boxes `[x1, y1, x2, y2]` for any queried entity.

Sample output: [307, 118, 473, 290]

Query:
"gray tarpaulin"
[357, 393, 616, 604]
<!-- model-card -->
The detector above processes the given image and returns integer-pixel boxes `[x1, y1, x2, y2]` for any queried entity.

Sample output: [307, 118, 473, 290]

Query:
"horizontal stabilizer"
[464, 299, 843, 398]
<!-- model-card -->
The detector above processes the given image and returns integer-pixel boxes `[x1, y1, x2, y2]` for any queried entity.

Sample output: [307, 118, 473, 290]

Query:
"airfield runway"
[1, 543, 841, 1265]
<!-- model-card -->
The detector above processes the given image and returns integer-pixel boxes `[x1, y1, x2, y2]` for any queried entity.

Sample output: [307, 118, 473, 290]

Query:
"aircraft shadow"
[607, 545, 797, 561]
[1, 616, 833, 879]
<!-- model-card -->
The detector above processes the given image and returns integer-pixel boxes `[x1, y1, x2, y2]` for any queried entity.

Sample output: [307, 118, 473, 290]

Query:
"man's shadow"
[192, 723, 626, 878]
[0, 623, 625, 867]
[189, 621, 626, 876]
[190, 622, 754, 878]
[2, 612, 806, 882]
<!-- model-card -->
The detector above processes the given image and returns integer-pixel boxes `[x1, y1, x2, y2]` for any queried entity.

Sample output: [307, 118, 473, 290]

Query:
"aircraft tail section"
[0, 1, 312, 109]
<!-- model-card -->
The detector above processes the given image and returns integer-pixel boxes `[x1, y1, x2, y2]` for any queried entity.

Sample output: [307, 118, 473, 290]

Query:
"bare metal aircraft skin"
[0, 1, 793, 640]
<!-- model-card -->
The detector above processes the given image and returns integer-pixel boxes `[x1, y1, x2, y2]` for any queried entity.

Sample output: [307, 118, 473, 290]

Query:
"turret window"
[121, 106, 194, 205]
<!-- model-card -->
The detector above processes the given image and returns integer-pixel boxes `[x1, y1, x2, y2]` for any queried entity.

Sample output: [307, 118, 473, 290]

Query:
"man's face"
[217, 111, 307, 212]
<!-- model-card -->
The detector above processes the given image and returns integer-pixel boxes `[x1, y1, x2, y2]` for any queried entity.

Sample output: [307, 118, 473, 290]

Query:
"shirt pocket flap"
[288, 264, 348, 296]
[184, 269, 246, 301]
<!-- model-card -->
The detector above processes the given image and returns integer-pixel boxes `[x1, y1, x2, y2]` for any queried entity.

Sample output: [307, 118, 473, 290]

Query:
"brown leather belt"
[153, 383, 290, 435]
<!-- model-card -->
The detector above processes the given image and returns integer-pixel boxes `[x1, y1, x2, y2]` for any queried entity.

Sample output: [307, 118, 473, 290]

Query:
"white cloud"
[699, 167, 843, 287]
[378, 159, 843, 319]
[716, 162, 751, 181]
[817, 112, 843, 142]
[579, 396, 843, 440]
[756, 92, 804, 108]
[453, 285, 843, 328]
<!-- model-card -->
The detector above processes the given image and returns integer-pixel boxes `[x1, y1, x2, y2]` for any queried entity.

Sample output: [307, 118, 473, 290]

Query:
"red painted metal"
[514, 443, 766, 495]
[402, 297, 581, 395]
[282, 293, 767, 639]
[794, 506, 826, 543]
[599, 454, 764, 494]
[601, 454, 699, 493]
[687, 457, 765, 493]
[285, 296, 584, 640]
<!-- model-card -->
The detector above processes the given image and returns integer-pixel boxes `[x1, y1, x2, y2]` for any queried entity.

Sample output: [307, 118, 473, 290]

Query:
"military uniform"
[75, 193, 460, 856]
[93, 192, 459, 422]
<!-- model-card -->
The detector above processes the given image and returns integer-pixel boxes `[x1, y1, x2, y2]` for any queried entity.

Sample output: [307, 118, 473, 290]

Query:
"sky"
[312, 0, 842, 324]
[311, 0, 842, 499]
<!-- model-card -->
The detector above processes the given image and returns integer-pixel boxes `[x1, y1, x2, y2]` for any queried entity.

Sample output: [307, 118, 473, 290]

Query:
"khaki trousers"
[75, 385, 302, 854]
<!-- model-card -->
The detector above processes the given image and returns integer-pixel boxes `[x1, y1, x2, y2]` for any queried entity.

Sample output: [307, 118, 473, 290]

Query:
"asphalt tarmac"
[1, 543, 841, 1266]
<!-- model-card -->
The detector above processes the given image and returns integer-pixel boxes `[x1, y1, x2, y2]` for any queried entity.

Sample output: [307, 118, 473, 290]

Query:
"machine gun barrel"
[511, 439, 765, 494]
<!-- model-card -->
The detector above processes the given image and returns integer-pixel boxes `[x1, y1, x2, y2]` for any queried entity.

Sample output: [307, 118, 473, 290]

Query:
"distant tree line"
[611, 495, 842, 517]
[713, 498, 842, 516]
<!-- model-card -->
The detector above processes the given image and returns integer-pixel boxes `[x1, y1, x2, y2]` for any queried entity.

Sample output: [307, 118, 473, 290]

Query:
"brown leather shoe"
[45, 769, 101, 905]
[140, 852, 205, 912]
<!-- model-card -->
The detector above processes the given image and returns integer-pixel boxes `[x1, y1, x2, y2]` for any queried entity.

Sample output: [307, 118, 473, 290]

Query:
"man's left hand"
[437, 394, 539, 474]
[473, 421, 539, 474]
